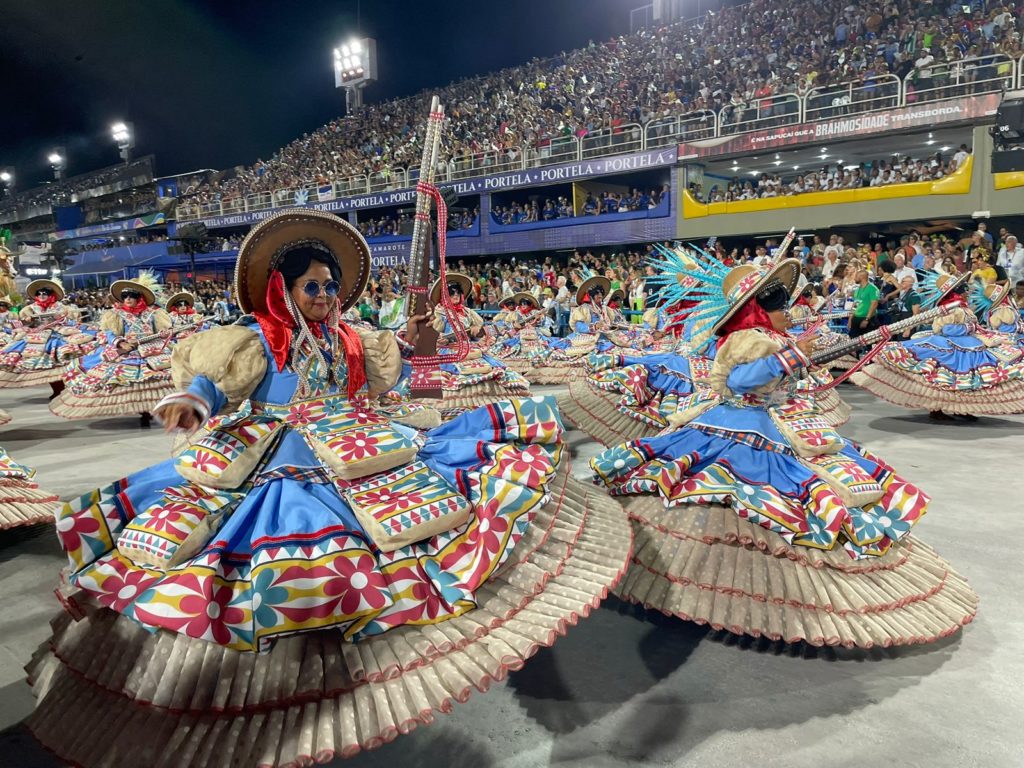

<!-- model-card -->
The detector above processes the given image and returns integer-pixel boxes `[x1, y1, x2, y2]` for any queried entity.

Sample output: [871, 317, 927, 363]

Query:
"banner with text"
[194, 147, 679, 230]
[51, 212, 167, 242]
[678, 93, 1000, 159]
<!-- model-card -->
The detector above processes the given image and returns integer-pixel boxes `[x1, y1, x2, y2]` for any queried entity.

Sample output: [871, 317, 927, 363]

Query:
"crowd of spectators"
[356, 209, 478, 239]
[491, 186, 668, 224]
[173, 0, 1022, 217]
[0, 159, 154, 215]
[694, 146, 972, 202]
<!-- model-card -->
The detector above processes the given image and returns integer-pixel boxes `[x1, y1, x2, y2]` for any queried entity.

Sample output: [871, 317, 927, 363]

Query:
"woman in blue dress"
[852, 272, 1024, 419]
[591, 249, 976, 648]
[0, 278, 97, 397]
[50, 273, 176, 424]
[28, 211, 631, 766]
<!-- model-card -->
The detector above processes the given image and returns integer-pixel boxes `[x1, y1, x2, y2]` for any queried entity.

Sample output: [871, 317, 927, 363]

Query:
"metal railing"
[718, 93, 801, 136]
[804, 74, 901, 123]
[176, 55, 1018, 222]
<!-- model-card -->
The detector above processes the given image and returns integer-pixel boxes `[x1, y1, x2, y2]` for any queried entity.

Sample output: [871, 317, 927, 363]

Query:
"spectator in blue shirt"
[583, 194, 598, 215]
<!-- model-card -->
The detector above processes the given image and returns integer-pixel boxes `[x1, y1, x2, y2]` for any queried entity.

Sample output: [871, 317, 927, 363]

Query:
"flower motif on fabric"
[56, 509, 102, 563]
[245, 568, 291, 631]
[335, 432, 380, 461]
[324, 552, 390, 616]
[100, 567, 160, 612]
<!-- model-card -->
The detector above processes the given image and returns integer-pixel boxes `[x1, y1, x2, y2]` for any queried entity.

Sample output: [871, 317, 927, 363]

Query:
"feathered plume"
[645, 242, 731, 352]
[133, 270, 166, 304]
[967, 278, 999, 319]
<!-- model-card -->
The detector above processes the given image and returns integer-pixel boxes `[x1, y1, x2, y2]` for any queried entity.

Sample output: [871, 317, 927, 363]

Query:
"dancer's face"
[291, 261, 335, 324]
[767, 309, 791, 332]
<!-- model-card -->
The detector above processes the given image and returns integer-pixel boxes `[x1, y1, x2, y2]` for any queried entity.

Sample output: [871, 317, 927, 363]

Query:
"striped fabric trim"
[774, 345, 810, 376]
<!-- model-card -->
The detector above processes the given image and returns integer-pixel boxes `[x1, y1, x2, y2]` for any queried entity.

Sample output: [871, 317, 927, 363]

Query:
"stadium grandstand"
[1, 0, 1023, 312]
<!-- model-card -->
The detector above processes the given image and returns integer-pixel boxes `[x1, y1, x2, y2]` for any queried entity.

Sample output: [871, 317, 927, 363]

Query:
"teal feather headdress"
[916, 270, 970, 311]
[645, 242, 732, 352]
[968, 278, 1009, 319]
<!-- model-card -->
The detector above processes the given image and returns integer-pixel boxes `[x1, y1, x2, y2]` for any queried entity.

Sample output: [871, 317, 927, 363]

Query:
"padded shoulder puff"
[355, 328, 402, 396]
[988, 304, 1018, 329]
[708, 328, 785, 398]
[99, 310, 123, 336]
[171, 325, 267, 408]
[932, 306, 970, 333]
[152, 309, 173, 332]
[641, 307, 660, 327]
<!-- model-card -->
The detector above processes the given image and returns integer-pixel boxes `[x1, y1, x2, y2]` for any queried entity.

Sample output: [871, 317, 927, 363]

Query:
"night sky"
[0, 0, 634, 189]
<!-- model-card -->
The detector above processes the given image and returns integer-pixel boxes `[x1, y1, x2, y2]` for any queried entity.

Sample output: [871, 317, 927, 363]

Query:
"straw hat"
[575, 275, 611, 305]
[166, 291, 195, 309]
[0, 294, 13, 307]
[511, 291, 539, 308]
[710, 259, 802, 336]
[429, 273, 473, 305]
[110, 271, 161, 306]
[607, 288, 626, 303]
[981, 282, 1009, 308]
[26, 279, 65, 302]
[234, 210, 371, 315]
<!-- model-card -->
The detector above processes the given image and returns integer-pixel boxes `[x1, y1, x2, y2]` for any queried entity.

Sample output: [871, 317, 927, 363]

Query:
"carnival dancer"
[560, 247, 850, 446]
[27, 211, 631, 767]
[0, 294, 20, 347]
[851, 272, 1024, 420]
[166, 291, 208, 336]
[396, 272, 530, 408]
[974, 281, 1023, 344]
[50, 273, 176, 424]
[489, 293, 552, 379]
[0, 278, 97, 398]
[0, 239, 16, 299]
[591, 250, 977, 648]
[0, 446, 59, 530]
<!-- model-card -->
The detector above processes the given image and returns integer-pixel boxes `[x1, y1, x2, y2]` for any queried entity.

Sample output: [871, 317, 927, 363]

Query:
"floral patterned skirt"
[56, 397, 565, 652]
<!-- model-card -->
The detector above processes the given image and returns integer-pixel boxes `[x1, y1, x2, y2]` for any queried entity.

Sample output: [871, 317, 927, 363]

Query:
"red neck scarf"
[717, 300, 778, 349]
[517, 305, 532, 316]
[119, 297, 149, 316]
[254, 271, 366, 398]
[939, 292, 966, 308]
[173, 306, 196, 316]
[34, 294, 58, 311]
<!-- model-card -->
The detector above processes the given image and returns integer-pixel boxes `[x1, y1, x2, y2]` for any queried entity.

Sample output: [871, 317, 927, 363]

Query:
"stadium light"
[111, 121, 135, 163]
[0, 168, 12, 197]
[333, 37, 377, 113]
[48, 149, 66, 180]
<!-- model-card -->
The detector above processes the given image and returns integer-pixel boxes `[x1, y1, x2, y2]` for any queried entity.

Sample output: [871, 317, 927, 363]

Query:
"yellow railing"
[683, 157, 973, 218]
[993, 171, 1024, 190]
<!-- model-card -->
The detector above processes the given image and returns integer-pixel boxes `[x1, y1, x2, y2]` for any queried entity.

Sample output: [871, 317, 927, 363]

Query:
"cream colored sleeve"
[99, 310, 124, 336]
[356, 328, 402, 396]
[152, 309, 173, 332]
[707, 329, 786, 398]
[170, 325, 268, 410]
[988, 305, 1018, 329]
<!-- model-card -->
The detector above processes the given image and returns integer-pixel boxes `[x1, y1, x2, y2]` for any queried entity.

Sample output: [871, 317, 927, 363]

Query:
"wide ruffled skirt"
[27, 453, 633, 766]
[50, 349, 175, 419]
[399, 355, 531, 409]
[590, 405, 978, 646]
[55, 398, 578, 652]
[851, 331, 1024, 414]
[0, 327, 98, 388]
[0, 447, 59, 530]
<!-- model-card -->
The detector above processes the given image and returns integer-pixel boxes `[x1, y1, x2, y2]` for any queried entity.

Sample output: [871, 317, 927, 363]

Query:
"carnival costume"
[590, 249, 976, 648]
[27, 211, 631, 766]
[560, 252, 850, 446]
[394, 273, 530, 409]
[0, 279, 97, 390]
[488, 293, 561, 381]
[167, 291, 209, 336]
[50, 273, 178, 421]
[0, 239, 16, 299]
[0, 446, 59, 530]
[851, 273, 1024, 417]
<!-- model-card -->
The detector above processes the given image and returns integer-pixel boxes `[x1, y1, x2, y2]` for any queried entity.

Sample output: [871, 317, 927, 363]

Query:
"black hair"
[447, 280, 465, 295]
[277, 245, 341, 289]
[878, 259, 897, 274]
[755, 281, 790, 312]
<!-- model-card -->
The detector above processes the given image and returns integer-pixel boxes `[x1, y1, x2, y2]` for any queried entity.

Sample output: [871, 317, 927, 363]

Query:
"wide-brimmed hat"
[0, 294, 13, 307]
[575, 275, 611, 305]
[235, 209, 371, 315]
[26, 279, 64, 301]
[710, 259, 802, 336]
[511, 291, 539, 308]
[166, 291, 195, 309]
[982, 282, 1010, 308]
[429, 273, 472, 305]
[111, 276, 158, 305]
[607, 288, 626, 303]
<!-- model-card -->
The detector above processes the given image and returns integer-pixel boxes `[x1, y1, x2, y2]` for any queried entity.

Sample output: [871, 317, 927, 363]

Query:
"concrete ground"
[1, 384, 1022, 767]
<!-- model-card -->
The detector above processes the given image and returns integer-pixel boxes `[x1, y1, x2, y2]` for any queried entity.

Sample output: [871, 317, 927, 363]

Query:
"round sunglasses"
[121, 290, 143, 300]
[36, 288, 55, 296]
[301, 280, 341, 299]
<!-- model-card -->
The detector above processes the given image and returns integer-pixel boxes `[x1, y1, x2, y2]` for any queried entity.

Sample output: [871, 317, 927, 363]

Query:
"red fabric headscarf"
[173, 305, 196, 316]
[254, 271, 366, 399]
[119, 297, 149, 316]
[717, 298, 777, 348]
[34, 293, 58, 311]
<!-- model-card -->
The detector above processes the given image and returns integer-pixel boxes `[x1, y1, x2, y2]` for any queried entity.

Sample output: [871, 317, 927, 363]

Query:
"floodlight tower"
[333, 37, 377, 114]
[48, 149, 66, 181]
[111, 121, 135, 163]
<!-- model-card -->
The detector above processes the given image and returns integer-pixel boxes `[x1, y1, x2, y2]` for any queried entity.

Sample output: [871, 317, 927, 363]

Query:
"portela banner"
[193, 147, 678, 230]
[677, 93, 1000, 159]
